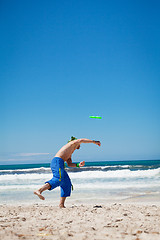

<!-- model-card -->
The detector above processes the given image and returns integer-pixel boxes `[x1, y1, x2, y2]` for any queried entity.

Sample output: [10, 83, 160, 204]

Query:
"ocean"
[0, 160, 160, 204]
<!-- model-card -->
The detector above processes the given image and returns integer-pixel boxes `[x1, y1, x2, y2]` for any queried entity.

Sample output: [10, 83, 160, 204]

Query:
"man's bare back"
[55, 140, 80, 162]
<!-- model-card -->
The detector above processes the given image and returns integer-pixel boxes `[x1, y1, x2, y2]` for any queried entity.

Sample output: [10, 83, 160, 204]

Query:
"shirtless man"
[34, 137, 101, 208]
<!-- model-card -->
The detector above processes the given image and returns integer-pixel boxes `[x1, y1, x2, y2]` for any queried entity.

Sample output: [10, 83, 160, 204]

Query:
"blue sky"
[0, 0, 160, 164]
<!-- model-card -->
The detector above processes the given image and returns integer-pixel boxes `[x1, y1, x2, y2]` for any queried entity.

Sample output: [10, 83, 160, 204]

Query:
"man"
[34, 137, 101, 208]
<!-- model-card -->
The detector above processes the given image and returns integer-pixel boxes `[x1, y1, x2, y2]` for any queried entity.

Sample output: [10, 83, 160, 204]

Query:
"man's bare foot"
[59, 204, 66, 208]
[34, 190, 45, 200]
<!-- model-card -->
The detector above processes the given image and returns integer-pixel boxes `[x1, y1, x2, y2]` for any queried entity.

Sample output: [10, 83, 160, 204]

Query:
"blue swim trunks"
[45, 157, 72, 197]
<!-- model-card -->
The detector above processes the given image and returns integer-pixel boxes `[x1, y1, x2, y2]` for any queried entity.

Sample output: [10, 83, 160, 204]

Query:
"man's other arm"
[66, 158, 85, 168]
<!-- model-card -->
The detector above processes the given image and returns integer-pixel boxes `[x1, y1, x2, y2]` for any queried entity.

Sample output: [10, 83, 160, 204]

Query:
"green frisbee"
[89, 116, 102, 119]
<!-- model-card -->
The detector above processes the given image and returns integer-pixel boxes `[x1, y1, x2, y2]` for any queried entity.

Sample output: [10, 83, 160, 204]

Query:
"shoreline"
[0, 202, 160, 240]
[1, 191, 160, 206]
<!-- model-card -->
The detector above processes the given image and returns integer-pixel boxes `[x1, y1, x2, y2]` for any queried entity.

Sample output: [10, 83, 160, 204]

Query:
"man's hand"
[94, 141, 101, 146]
[79, 161, 85, 167]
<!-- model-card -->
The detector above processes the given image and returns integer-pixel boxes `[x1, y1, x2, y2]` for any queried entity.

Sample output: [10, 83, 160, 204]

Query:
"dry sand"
[0, 202, 160, 240]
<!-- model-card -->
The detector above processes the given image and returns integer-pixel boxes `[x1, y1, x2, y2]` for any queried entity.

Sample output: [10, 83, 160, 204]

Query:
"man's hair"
[68, 136, 77, 143]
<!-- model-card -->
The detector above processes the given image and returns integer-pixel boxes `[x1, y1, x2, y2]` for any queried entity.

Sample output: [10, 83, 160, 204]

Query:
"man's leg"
[59, 197, 66, 208]
[59, 173, 72, 208]
[34, 183, 50, 200]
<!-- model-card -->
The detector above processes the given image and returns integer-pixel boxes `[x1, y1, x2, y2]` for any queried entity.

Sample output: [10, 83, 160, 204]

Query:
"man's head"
[68, 136, 77, 143]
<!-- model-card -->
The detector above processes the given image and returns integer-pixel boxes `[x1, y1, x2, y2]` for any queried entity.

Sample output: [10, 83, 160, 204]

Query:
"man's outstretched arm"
[77, 138, 101, 146]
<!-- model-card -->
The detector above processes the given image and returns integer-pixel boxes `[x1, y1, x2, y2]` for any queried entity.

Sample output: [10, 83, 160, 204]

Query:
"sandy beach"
[0, 201, 160, 240]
